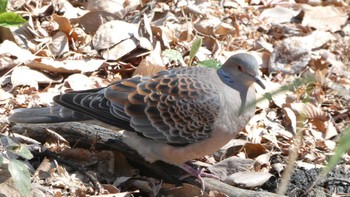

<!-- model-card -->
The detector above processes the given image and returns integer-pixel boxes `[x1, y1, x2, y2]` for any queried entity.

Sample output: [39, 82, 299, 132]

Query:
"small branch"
[204, 177, 286, 197]
[10, 122, 190, 184]
[10, 122, 283, 196]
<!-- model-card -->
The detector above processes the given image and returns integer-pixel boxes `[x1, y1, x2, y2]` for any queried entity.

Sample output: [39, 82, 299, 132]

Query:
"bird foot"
[179, 162, 220, 191]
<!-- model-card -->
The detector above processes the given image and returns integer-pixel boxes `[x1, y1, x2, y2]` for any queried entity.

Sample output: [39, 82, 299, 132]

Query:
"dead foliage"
[0, 0, 350, 196]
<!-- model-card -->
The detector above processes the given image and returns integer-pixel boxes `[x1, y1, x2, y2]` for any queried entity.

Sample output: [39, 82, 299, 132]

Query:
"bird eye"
[238, 65, 243, 72]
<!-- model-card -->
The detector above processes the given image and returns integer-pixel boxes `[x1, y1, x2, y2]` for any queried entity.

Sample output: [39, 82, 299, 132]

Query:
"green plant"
[162, 37, 221, 69]
[0, 136, 33, 196]
[0, 0, 26, 27]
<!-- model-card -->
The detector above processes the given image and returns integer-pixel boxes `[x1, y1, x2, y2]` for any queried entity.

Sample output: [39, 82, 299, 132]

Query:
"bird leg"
[179, 161, 220, 190]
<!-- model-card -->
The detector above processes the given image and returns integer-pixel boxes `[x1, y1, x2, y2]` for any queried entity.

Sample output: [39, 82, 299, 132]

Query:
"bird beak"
[252, 75, 266, 89]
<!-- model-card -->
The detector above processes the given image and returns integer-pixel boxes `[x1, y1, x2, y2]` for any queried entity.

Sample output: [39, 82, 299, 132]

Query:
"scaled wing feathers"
[55, 67, 222, 145]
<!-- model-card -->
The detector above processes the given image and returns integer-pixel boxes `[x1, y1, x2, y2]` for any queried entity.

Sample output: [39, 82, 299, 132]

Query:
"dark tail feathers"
[8, 105, 91, 123]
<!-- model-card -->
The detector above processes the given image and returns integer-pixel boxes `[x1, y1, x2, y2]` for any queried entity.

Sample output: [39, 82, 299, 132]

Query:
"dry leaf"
[120, 178, 161, 196]
[194, 18, 234, 37]
[52, 14, 77, 41]
[11, 66, 63, 89]
[324, 120, 338, 139]
[283, 107, 297, 134]
[260, 7, 301, 24]
[27, 58, 105, 73]
[58, 0, 86, 19]
[77, 11, 120, 34]
[208, 190, 228, 197]
[101, 184, 120, 194]
[33, 157, 53, 180]
[224, 172, 273, 188]
[301, 5, 347, 32]
[243, 143, 268, 158]
[49, 31, 69, 57]
[64, 74, 96, 91]
[57, 148, 94, 164]
[113, 177, 133, 187]
[87, 0, 140, 18]
[93, 20, 139, 60]
[93, 20, 139, 50]
[296, 161, 323, 169]
[3, 0, 350, 195]
[159, 183, 206, 196]
[100, 36, 139, 60]
[270, 31, 334, 74]
[255, 153, 271, 169]
[290, 103, 327, 120]
[139, 14, 154, 45]
[0, 40, 35, 70]
[47, 164, 86, 193]
[207, 157, 254, 179]
[213, 139, 249, 160]
[0, 89, 13, 101]
[133, 42, 165, 76]
[316, 140, 336, 151]
[109, 152, 137, 177]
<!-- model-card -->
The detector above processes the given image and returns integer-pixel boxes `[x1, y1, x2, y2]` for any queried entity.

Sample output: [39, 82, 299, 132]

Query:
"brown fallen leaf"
[194, 18, 234, 37]
[118, 177, 161, 196]
[46, 164, 87, 194]
[208, 190, 228, 197]
[49, 31, 69, 57]
[0, 89, 13, 102]
[87, 0, 140, 18]
[259, 6, 301, 24]
[133, 42, 165, 76]
[76, 11, 121, 35]
[243, 143, 268, 159]
[64, 74, 97, 91]
[27, 58, 105, 73]
[92, 20, 140, 60]
[0, 40, 35, 70]
[101, 184, 120, 194]
[100, 37, 139, 60]
[53, 14, 78, 41]
[269, 31, 334, 74]
[33, 157, 53, 180]
[207, 157, 254, 180]
[290, 102, 327, 121]
[11, 66, 63, 89]
[57, 148, 94, 164]
[159, 183, 206, 197]
[93, 20, 138, 50]
[224, 171, 274, 188]
[301, 5, 347, 32]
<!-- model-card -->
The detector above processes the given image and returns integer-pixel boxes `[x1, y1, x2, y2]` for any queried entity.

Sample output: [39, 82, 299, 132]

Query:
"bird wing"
[54, 67, 222, 146]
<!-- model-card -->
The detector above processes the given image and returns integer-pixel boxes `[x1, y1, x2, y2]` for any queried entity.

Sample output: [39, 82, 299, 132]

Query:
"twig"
[11, 122, 284, 196]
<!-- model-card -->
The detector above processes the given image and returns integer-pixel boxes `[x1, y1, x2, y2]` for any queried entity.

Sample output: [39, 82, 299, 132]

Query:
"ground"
[0, 0, 350, 196]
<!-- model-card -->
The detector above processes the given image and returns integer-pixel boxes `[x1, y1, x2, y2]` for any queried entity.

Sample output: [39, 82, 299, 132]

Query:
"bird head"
[219, 53, 265, 89]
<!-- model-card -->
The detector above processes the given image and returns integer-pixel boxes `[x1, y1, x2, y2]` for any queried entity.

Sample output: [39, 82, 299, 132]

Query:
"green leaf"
[162, 49, 185, 64]
[0, 12, 26, 27]
[0, 155, 3, 166]
[1, 136, 18, 147]
[198, 59, 221, 69]
[8, 160, 31, 196]
[321, 125, 350, 177]
[0, 0, 7, 13]
[12, 144, 33, 160]
[189, 37, 202, 66]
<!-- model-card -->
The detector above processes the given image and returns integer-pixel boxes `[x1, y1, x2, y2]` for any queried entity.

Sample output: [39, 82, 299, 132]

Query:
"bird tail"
[8, 105, 91, 123]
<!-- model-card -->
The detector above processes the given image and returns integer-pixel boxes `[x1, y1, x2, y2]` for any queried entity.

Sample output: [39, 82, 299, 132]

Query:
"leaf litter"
[0, 0, 350, 196]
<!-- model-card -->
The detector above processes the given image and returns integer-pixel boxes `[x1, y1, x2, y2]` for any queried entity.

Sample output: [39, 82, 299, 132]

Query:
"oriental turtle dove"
[9, 53, 265, 166]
